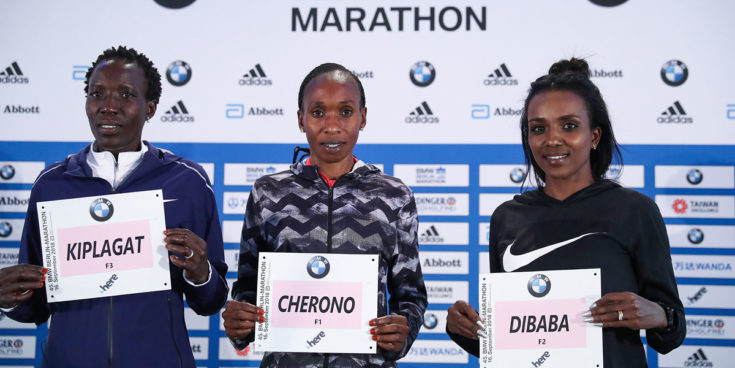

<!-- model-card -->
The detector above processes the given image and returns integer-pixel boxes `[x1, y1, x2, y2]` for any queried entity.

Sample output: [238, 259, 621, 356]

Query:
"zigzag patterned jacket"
[232, 161, 428, 367]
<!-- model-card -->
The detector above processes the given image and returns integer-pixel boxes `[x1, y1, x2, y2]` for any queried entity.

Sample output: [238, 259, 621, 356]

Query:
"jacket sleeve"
[6, 173, 55, 325]
[229, 186, 266, 350]
[383, 192, 428, 361]
[631, 195, 686, 353]
[181, 175, 229, 316]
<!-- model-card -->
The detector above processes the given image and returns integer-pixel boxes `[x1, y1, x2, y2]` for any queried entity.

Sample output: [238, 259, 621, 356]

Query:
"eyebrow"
[528, 114, 580, 123]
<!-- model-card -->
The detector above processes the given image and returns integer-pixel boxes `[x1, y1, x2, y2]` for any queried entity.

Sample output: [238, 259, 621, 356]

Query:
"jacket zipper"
[323, 185, 335, 368]
[168, 297, 184, 368]
[108, 297, 113, 368]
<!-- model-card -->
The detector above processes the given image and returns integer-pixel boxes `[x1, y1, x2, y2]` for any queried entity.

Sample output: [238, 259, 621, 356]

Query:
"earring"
[592, 143, 597, 150]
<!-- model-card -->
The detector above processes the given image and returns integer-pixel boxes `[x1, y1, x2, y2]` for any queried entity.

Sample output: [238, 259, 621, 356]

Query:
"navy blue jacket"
[8, 142, 228, 368]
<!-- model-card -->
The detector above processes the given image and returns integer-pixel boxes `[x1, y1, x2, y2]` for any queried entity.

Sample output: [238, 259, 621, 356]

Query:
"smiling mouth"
[321, 142, 344, 149]
[544, 153, 569, 161]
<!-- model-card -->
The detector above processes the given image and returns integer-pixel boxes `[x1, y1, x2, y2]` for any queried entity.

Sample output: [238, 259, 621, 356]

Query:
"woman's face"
[526, 90, 600, 185]
[298, 71, 366, 168]
[86, 59, 155, 155]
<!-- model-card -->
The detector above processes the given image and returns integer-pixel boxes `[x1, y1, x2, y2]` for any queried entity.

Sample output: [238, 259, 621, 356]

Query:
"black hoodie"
[449, 180, 685, 367]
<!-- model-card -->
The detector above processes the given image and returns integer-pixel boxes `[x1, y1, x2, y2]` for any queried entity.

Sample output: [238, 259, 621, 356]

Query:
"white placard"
[655, 195, 735, 219]
[415, 193, 470, 216]
[655, 165, 735, 188]
[393, 164, 469, 187]
[36, 190, 170, 302]
[254, 252, 377, 354]
[0, 219, 23, 242]
[479, 193, 515, 216]
[418, 222, 469, 245]
[478, 269, 602, 368]
[0, 162, 45, 184]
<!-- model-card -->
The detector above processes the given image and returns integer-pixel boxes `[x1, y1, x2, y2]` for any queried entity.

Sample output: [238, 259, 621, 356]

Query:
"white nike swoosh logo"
[502, 232, 601, 271]
[163, 199, 178, 203]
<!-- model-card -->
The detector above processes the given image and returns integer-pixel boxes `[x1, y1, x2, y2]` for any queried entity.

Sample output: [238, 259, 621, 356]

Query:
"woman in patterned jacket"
[222, 63, 428, 367]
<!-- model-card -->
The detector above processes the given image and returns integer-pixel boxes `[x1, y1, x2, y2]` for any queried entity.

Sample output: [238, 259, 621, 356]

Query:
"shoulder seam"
[32, 164, 64, 187]
[172, 161, 214, 194]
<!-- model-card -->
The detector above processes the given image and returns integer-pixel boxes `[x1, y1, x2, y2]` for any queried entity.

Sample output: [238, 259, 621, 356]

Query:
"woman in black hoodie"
[445, 58, 685, 367]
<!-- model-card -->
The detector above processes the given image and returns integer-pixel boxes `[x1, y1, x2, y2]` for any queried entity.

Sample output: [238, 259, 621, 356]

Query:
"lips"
[97, 121, 121, 135]
[320, 141, 345, 152]
[543, 153, 569, 164]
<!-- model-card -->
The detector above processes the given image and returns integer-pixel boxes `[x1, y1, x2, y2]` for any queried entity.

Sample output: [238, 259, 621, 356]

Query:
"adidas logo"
[239, 63, 272, 86]
[405, 101, 439, 124]
[484, 63, 518, 86]
[419, 225, 444, 243]
[0, 61, 29, 84]
[684, 348, 713, 367]
[658, 100, 693, 124]
[161, 100, 194, 122]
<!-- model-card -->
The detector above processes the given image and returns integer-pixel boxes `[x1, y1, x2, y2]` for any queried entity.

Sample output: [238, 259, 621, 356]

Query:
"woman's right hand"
[446, 300, 484, 340]
[222, 300, 265, 341]
[0, 264, 46, 309]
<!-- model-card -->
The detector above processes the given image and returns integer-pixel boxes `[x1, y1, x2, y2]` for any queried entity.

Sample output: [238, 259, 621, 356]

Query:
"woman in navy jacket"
[0, 46, 228, 367]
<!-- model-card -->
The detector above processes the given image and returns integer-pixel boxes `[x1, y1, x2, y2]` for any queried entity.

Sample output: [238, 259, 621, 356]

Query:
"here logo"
[306, 331, 326, 349]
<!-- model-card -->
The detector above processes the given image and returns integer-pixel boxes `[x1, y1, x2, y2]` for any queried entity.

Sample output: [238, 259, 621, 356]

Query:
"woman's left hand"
[369, 314, 410, 352]
[585, 291, 667, 330]
[165, 228, 209, 284]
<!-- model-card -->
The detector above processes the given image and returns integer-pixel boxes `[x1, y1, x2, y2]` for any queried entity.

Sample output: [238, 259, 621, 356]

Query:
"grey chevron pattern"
[232, 161, 427, 367]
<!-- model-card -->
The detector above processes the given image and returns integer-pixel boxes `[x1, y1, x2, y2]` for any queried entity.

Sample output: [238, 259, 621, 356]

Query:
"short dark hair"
[297, 63, 365, 110]
[520, 57, 622, 188]
[84, 46, 162, 103]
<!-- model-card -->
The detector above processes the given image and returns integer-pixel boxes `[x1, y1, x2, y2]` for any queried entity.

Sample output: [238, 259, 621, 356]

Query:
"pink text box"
[270, 280, 362, 329]
[56, 220, 153, 277]
[494, 298, 587, 350]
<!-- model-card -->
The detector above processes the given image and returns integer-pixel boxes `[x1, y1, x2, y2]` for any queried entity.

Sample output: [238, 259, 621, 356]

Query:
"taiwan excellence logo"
[0, 221, 12, 238]
[166, 60, 192, 87]
[661, 59, 688, 87]
[687, 228, 704, 244]
[423, 312, 438, 329]
[672, 199, 688, 214]
[527, 274, 551, 298]
[89, 198, 114, 222]
[0, 164, 15, 180]
[306, 255, 330, 279]
[686, 169, 703, 185]
[509, 167, 525, 184]
[410, 61, 435, 87]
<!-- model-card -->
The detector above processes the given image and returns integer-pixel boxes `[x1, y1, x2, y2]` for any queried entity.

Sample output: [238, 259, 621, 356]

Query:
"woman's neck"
[543, 177, 595, 201]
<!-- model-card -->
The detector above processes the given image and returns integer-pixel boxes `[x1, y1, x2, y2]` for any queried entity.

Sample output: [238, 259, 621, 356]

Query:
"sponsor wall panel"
[0, 219, 23, 242]
[667, 225, 735, 249]
[425, 281, 468, 305]
[218, 337, 265, 361]
[222, 192, 250, 215]
[656, 195, 735, 219]
[394, 164, 469, 187]
[200, 163, 215, 184]
[479, 165, 526, 187]
[415, 193, 469, 216]
[655, 166, 735, 189]
[479, 193, 515, 216]
[0, 191, 31, 213]
[672, 255, 735, 278]
[222, 221, 243, 244]
[0, 162, 45, 184]
[0, 248, 18, 269]
[606, 165, 645, 188]
[402, 340, 469, 364]
[419, 251, 469, 274]
[685, 315, 735, 340]
[223, 163, 290, 186]
[0, 336, 35, 359]
[190, 337, 209, 360]
[678, 285, 735, 309]
[478, 222, 490, 246]
[420, 310, 448, 335]
[658, 345, 735, 368]
[418, 222, 468, 245]
[184, 308, 211, 331]
[224, 249, 239, 274]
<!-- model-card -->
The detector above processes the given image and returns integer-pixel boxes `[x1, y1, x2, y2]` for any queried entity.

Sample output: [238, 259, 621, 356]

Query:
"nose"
[100, 93, 118, 115]
[545, 125, 563, 146]
[323, 112, 341, 133]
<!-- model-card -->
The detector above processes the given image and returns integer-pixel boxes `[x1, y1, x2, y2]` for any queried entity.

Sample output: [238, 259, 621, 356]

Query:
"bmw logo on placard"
[423, 312, 438, 329]
[89, 198, 114, 222]
[686, 169, 703, 185]
[687, 228, 704, 244]
[409, 61, 436, 87]
[306, 255, 330, 279]
[527, 274, 551, 298]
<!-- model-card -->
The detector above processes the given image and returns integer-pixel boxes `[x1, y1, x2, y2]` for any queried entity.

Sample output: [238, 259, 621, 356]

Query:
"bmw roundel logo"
[509, 167, 526, 184]
[423, 313, 438, 329]
[166, 60, 192, 86]
[306, 255, 330, 279]
[410, 61, 436, 87]
[661, 59, 688, 87]
[0, 221, 12, 238]
[89, 198, 114, 222]
[686, 169, 703, 185]
[687, 228, 704, 244]
[0, 164, 16, 180]
[589, 0, 628, 6]
[527, 274, 551, 298]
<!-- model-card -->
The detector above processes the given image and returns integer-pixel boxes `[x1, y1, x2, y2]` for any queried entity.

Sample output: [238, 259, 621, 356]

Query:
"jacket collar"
[64, 141, 169, 180]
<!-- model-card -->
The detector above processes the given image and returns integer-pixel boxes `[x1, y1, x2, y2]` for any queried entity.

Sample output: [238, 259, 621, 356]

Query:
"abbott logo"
[226, 104, 244, 119]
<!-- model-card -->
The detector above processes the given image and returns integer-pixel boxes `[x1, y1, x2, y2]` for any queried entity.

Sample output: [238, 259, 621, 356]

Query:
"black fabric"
[449, 180, 685, 367]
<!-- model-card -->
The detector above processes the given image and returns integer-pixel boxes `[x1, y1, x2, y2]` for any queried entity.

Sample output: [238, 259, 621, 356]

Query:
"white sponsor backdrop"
[1, 1, 734, 368]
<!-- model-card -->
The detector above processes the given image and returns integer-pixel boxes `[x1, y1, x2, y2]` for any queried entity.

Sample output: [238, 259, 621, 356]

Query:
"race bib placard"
[37, 190, 170, 302]
[255, 252, 378, 354]
[479, 269, 602, 368]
